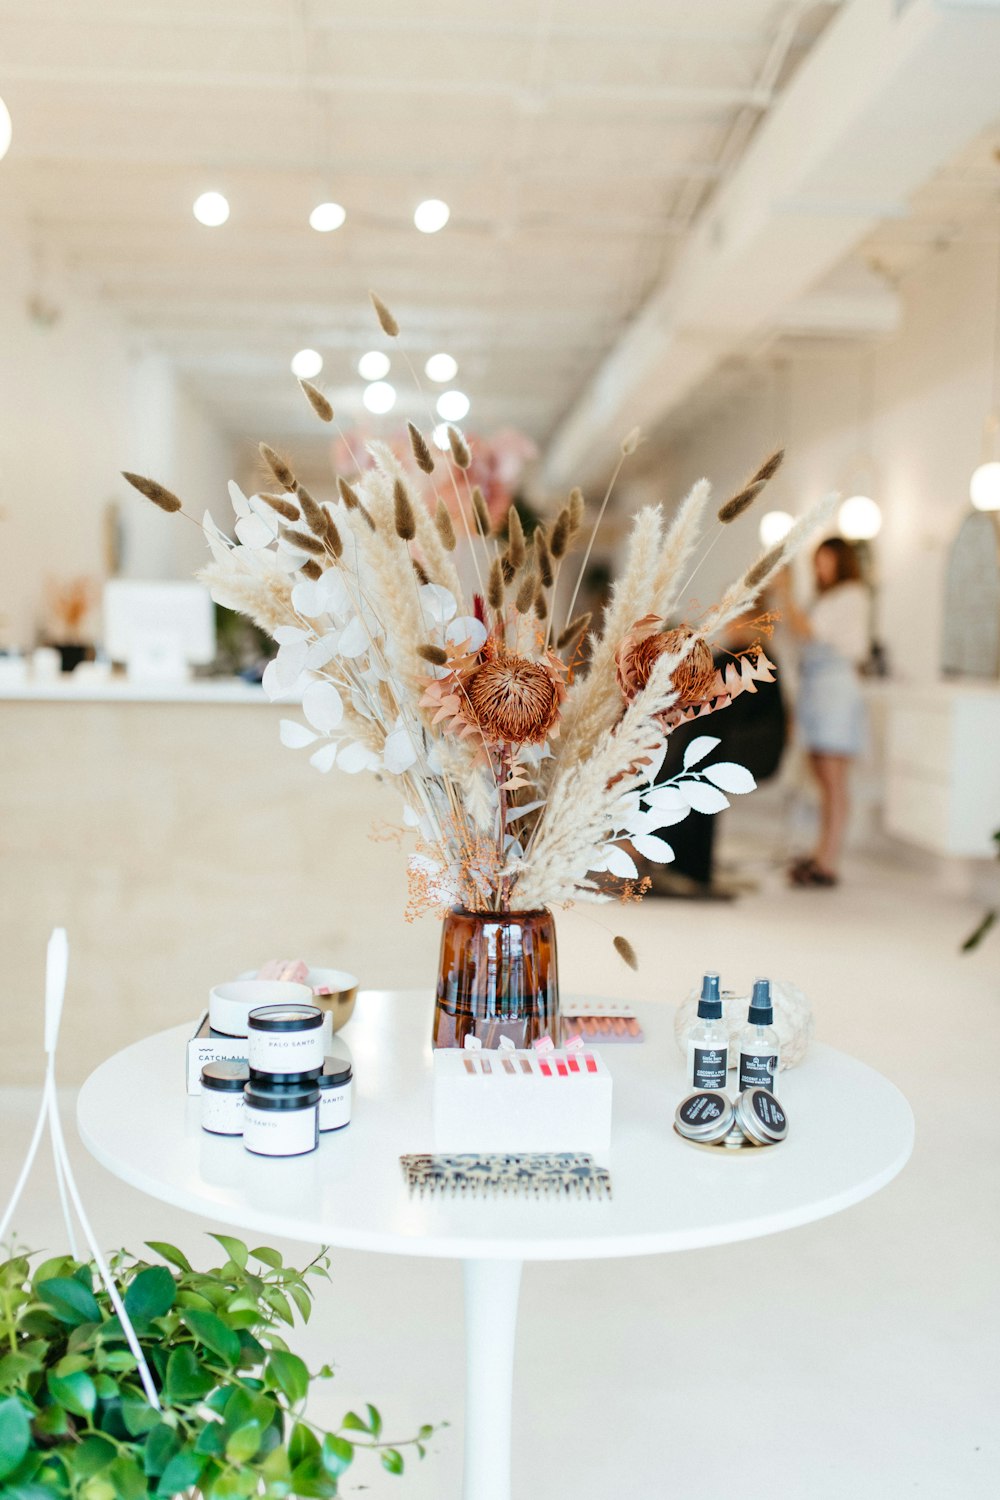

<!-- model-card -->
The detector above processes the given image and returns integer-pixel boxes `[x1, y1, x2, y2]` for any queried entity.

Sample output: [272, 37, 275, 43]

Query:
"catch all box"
[432, 1047, 613, 1156]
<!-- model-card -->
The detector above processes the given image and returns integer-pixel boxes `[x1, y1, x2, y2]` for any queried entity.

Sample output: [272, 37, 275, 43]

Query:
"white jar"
[242, 1081, 319, 1157]
[200, 1061, 249, 1135]
[247, 1003, 325, 1080]
[318, 1058, 353, 1133]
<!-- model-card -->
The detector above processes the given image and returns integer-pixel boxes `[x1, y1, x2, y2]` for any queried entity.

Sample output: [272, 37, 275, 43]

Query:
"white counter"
[0, 676, 269, 704]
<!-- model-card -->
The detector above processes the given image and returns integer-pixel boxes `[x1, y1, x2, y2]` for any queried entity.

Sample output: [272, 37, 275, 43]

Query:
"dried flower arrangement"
[124, 293, 833, 961]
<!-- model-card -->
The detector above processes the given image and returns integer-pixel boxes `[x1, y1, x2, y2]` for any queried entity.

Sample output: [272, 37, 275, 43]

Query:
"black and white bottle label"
[692, 1046, 727, 1091]
[739, 1051, 777, 1093]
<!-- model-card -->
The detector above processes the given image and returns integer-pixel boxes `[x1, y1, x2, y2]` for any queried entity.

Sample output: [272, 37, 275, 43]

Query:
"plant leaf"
[164, 1347, 215, 1404]
[381, 1448, 405, 1475]
[47, 1369, 97, 1417]
[631, 833, 676, 864]
[302, 680, 344, 734]
[682, 735, 721, 769]
[182, 1309, 241, 1366]
[267, 1350, 308, 1407]
[0, 1396, 30, 1480]
[677, 779, 730, 814]
[701, 760, 756, 794]
[124, 1266, 176, 1329]
[279, 719, 319, 749]
[145, 1242, 192, 1272]
[321, 1434, 354, 1478]
[225, 1421, 261, 1463]
[35, 1276, 100, 1326]
[209, 1234, 249, 1271]
[250, 1246, 283, 1269]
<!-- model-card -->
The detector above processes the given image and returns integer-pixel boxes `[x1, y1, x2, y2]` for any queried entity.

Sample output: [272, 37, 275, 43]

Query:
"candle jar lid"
[674, 1090, 734, 1142]
[244, 1081, 320, 1111]
[201, 1061, 249, 1093]
[318, 1056, 353, 1089]
[735, 1086, 789, 1145]
[248, 1064, 323, 1086]
[248, 1003, 324, 1033]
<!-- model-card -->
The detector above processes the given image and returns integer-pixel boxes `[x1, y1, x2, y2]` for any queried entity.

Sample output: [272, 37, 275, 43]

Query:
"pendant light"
[969, 192, 1000, 512]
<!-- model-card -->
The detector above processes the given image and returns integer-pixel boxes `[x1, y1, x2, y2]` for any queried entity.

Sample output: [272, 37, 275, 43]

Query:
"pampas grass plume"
[534, 527, 553, 587]
[299, 379, 333, 423]
[280, 525, 325, 556]
[507, 505, 526, 567]
[448, 426, 471, 469]
[407, 422, 435, 474]
[393, 478, 417, 541]
[514, 567, 538, 615]
[369, 291, 399, 338]
[260, 443, 297, 492]
[260, 492, 299, 522]
[488, 556, 505, 610]
[549, 508, 571, 559]
[613, 935, 638, 970]
[121, 472, 183, 513]
[471, 486, 491, 536]
[435, 498, 456, 551]
[417, 643, 448, 666]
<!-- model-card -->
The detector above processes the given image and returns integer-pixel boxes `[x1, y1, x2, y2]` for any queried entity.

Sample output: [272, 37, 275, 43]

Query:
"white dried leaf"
[302, 680, 344, 734]
[678, 779, 730, 814]
[632, 833, 676, 864]
[279, 719, 318, 749]
[702, 761, 756, 794]
[383, 725, 418, 775]
[683, 736, 721, 770]
[309, 742, 340, 773]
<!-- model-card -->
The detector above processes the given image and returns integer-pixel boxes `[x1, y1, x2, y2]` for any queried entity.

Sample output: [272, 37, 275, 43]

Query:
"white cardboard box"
[433, 1047, 612, 1156]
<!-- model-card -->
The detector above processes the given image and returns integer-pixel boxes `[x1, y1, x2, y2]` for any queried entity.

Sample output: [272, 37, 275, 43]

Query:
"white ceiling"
[0, 0, 841, 468]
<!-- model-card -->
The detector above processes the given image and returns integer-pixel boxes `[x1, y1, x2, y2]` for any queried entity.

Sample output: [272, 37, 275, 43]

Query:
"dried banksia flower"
[613, 935, 638, 970]
[435, 498, 456, 551]
[299, 379, 334, 423]
[260, 443, 297, 492]
[534, 527, 553, 588]
[471, 485, 491, 537]
[745, 544, 785, 589]
[621, 427, 641, 456]
[338, 476, 376, 530]
[407, 421, 435, 474]
[259, 492, 299, 522]
[448, 426, 471, 469]
[507, 505, 526, 568]
[417, 643, 448, 666]
[549, 508, 571, 559]
[369, 291, 399, 338]
[717, 480, 765, 524]
[301, 559, 322, 580]
[487, 556, 505, 610]
[296, 486, 327, 536]
[534, 588, 548, 621]
[280, 525, 326, 557]
[121, 472, 182, 514]
[514, 567, 538, 615]
[568, 487, 585, 531]
[556, 612, 592, 653]
[394, 478, 417, 541]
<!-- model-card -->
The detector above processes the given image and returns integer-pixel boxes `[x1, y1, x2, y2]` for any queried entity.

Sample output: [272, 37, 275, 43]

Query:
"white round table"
[77, 991, 913, 1500]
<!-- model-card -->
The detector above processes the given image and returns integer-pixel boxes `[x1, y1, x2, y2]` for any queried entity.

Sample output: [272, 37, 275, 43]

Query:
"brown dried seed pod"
[514, 567, 538, 615]
[369, 290, 399, 337]
[507, 505, 526, 568]
[259, 443, 297, 492]
[717, 480, 765, 525]
[296, 485, 327, 535]
[568, 487, 585, 531]
[394, 478, 417, 541]
[744, 544, 785, 589]
[301, 559, 323, 580]
[487, 556, 505, 611]
[556, 612, 592, 652]
[534, 527, 554, 588]
[613, 935, 638, 970]
[448, 426, 471, 469]
[259, 492, 299, 522]
[280, 526, 325, 556]
[534, 588, 548, 621]
[751, 448, 784, 486]
[407, 421, 435, 475]
[323, 512, 344, 558]
[549, 508, 571, 559]
[412, 558, 431, 586]
[121, 472, 183, 513]
[471, 485, 491, 537]
[501, 555, 515, 585]
[337, 476, 376, 530]
[417, 643, 448, 666]
[299, 379, 334, 423]
[434, 498, 456, 551]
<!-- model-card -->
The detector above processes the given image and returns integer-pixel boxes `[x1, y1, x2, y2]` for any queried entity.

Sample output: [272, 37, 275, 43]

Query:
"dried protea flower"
[556, 612, 591, 653]
[549, 508, 571, 559]
[613, 935, 638, 970]
[407, 421, 435, 474]
[417, 643, 448, 666]
[615, 623, 716, 707]
[568, 487, 585, 531]
[464, 643, 566, 745]
[259, 492, 299, 522]
[435, 498, 456, 551]
[280, 525, 326, 557]
[121, 472, 183, 513]
[448, 426, 471, 469]
[394, 478, 417, 541]
[506, 505, 526, 568]
[260, 443, 297, 492]
[471, 485, 491, 537]
[514, 567, 538, 615]
[299, 379, 334, 423]
[487, 555, 505, 610]
[534, 527, 553, 588]
[369, 291, 399, 337]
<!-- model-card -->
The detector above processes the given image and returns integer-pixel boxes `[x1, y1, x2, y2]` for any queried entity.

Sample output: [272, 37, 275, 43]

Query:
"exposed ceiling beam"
[543, 0, 1000, 488]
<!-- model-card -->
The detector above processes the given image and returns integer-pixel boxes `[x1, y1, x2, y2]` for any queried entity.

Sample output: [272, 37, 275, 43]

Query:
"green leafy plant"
[0, 1235, 434, 1498]
[961, 828, 1000, 953]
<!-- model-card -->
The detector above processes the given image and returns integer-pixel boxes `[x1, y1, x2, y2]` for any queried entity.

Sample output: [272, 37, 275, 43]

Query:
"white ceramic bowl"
[209, 979, 313, 1038]
[240, 967, 359, 1034]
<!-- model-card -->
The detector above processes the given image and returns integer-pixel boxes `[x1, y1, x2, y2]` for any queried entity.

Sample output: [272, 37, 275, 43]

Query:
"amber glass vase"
[432, 907, 560, 1049]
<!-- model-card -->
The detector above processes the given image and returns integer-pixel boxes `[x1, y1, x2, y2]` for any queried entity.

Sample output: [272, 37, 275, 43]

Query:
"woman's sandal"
[789, 857, 839, 888]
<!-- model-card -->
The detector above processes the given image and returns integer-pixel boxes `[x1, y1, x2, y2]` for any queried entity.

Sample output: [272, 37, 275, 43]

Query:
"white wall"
[653, 237, 997, 685]
[0, 212, 237, 649]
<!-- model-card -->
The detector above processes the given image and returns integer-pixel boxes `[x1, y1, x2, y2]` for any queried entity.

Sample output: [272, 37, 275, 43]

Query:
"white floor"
[2, 847, 998, 1499]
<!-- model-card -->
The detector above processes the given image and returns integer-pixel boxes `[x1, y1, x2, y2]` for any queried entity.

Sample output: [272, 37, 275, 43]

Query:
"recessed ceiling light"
[291, 348, 323, 379]
[0, 97, 12, 162]
[838, 493, 882, 540]
[758, 510, 794, 548]
[425, 352, 458, 383]
[309, 201, 346, 232]
[358, 351, 391, 381]
[362, 381, 396, 415]
[414, 199, 450, 234]
[436, 389, 470, 422]
[431, 423, 451, 450]
[193, 191, 230, 227]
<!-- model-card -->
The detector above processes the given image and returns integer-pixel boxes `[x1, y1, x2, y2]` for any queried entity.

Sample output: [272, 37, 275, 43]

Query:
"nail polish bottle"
[687, 973, 728, 1092]
[738, 977, 780, 1094]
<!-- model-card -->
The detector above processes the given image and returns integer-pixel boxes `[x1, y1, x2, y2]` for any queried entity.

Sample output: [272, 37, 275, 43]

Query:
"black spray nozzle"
[748, 976, 773, 1024]
[697, 972, 722, 1019]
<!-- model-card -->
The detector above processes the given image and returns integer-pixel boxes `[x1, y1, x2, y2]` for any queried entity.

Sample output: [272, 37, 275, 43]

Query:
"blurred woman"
[775, 538, 868, 887]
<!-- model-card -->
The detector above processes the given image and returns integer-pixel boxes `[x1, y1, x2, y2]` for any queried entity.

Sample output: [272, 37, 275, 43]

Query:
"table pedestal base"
[462, 1258, 523, 1500]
